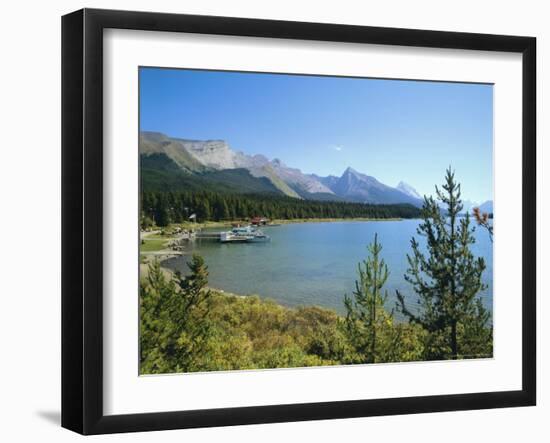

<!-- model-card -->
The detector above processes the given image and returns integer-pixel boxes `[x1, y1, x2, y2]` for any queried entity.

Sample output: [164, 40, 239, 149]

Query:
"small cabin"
[250, 217, 269, 226]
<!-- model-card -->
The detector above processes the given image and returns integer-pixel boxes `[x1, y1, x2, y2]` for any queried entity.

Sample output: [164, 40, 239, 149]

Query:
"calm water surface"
[164, 220, 493, 316]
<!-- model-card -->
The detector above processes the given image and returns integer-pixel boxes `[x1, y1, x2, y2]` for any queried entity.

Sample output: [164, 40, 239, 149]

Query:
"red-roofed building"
[250, 217, 269, 226]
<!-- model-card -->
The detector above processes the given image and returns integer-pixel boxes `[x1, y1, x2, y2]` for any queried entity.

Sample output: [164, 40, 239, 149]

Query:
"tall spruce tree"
[396, 168, 490, 360]
[343, 234, 396, 363]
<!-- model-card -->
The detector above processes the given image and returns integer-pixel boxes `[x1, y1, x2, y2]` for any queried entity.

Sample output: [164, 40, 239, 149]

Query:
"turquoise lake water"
[163, 220, 493, 317]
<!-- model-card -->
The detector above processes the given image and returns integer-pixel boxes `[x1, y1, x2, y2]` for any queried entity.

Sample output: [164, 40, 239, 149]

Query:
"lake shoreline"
[139, 263, 416, 324]
[140, 260, 344, 316]
[143, 216, 413, 234]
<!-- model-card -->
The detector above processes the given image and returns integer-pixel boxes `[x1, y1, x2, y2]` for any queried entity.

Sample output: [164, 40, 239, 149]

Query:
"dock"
[195, 232, 225, 239]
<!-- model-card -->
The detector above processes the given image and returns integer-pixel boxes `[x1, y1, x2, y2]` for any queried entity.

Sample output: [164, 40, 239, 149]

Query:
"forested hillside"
[141, 190, 421, 226]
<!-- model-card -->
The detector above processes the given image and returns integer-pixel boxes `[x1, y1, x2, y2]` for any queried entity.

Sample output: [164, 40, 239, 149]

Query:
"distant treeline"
[140, 190, 421, 226]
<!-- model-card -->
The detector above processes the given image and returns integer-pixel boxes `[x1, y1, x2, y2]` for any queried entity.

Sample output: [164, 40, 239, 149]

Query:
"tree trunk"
[451, 321, 458, 359]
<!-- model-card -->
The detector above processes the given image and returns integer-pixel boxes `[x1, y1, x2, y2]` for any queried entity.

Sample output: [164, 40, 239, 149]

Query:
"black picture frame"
[62, 8, 536, 435]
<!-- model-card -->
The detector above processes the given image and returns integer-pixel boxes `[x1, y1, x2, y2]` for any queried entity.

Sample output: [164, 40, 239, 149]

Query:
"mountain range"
[140, 131, 492, 212]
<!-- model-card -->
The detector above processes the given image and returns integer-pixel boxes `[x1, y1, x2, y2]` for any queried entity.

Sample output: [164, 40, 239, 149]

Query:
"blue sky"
[140, 67, 493, 203]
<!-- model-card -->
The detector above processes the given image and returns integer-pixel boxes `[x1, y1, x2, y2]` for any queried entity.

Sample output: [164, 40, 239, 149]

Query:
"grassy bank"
[140, 238, 169, 252]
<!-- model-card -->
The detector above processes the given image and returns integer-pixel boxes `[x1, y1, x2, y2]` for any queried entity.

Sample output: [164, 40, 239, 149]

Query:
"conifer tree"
[396, 168, 490, 360]
[220, 199, 230, 220]
[156, 206, 171, 227]
[198, 199, 211, 222]
[140, 255, 213, 373]
[343, 234, 396, 363]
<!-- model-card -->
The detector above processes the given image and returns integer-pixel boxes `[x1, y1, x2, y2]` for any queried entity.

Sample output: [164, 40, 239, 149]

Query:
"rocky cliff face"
[140, 132, 306, 198]
[179, 139, 239, 170]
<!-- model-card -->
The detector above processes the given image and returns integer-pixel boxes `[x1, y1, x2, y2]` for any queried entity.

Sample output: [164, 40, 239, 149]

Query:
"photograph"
[138, 67, 494, 375]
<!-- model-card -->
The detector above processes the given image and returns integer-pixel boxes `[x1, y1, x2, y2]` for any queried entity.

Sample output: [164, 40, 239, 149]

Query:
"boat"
[219, 225, 270, 243]
[247, 230, 271, 242]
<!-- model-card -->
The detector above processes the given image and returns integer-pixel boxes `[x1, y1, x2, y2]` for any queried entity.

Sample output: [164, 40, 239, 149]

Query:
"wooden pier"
[195, 232, 223, 240]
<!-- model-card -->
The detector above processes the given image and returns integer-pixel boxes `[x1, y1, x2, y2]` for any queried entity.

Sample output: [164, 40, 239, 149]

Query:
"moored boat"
[219, 225, 270, 243]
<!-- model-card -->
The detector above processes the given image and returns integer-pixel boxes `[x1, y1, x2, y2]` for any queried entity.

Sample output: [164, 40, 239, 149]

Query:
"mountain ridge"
[139, 131, 489, 209]
[140, 131, 422, 206]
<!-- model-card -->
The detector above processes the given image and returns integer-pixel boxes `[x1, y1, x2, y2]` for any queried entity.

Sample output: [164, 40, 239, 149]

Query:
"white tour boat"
[219, 226, 270, 243]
